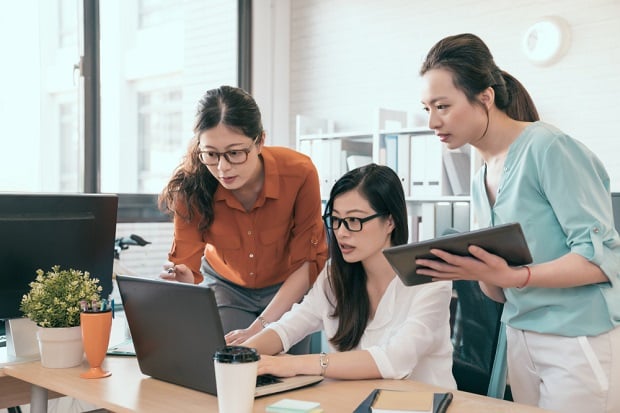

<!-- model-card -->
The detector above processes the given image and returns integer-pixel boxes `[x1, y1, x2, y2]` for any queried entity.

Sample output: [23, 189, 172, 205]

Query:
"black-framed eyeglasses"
[323, 213, 387, 232]
[198, 136, 259, 166]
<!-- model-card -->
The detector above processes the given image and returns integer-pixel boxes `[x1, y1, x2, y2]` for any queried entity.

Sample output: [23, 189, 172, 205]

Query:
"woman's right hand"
[159, 261, 194, 284]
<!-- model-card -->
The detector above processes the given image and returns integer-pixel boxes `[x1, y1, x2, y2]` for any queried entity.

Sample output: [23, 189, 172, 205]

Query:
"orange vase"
[80, 310, 113, 378]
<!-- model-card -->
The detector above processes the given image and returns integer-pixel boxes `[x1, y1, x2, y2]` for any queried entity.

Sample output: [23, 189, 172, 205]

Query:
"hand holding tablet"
[382, 223, 533, 286]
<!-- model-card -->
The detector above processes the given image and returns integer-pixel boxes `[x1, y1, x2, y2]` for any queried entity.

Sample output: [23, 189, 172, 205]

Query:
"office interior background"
[0, 0, 618, 278]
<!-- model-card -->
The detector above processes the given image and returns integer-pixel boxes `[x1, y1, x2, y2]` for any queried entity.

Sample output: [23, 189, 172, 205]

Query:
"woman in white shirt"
[243, 164, 456, 388]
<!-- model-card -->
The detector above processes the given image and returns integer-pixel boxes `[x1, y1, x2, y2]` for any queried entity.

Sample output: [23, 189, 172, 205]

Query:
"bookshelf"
[296, 108, 480, 242]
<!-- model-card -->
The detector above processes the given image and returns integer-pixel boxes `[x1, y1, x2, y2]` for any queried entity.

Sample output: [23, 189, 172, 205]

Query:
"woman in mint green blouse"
[417, 33, 620, 413]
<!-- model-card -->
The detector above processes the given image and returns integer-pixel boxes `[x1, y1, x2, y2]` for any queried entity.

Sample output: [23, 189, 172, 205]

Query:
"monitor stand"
[1, 318, 40, 366]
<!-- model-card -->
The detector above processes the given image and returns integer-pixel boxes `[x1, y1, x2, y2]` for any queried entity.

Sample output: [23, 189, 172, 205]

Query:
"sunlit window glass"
[58, 0, 78, 48]
[0, 0, 81, 192]
[59, 101, 80, 191]
[137, 88, 183, 192]
[138, 0, 182, 29]
[100, 0, 237, 194]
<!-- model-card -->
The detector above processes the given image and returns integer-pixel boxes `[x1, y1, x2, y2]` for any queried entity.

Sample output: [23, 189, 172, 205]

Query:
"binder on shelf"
[397, 134, 411, 197]
[434, 202, 453, 238]
[310, 139, 331, 198]
[452, 201, 471, 232]
[408, 214, 422, 243]
[329, 139, 346, 188]
[419, 202, 436, 241]
[425, 136, 444, 197]
[443, 147, 471, 196]
[410, 135, 427, 197]
[384, 134, 398, 172]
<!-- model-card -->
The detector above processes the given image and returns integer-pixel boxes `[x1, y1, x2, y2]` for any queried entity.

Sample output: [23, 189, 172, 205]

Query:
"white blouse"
[269, 266, 457, 389]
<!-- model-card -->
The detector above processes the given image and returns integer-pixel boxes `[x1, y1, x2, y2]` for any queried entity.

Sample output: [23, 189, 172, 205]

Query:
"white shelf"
[296, 109, 476, 240]
[297, 131, 373, 140]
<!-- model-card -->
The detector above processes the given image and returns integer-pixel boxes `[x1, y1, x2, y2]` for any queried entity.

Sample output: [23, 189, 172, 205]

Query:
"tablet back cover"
[383, 223, 532, 286]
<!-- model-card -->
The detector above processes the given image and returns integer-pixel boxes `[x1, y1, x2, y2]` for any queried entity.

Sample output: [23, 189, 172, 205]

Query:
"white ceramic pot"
[36, 326, 84, 368]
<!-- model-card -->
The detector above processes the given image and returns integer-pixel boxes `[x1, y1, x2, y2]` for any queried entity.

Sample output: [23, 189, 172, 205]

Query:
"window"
[99, 0, 238, 196]
[59, 100, 80, 191]
[0, 0, 244, 278]
[0, 0, 240, 199]
[137, 87, 183, 193]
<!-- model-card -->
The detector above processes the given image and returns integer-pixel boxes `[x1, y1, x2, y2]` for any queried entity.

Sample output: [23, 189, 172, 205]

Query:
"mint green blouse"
[472, 121, 620, 336]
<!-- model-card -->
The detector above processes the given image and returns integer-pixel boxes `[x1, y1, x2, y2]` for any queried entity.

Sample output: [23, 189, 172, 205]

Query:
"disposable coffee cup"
[213, 345, 260, 413]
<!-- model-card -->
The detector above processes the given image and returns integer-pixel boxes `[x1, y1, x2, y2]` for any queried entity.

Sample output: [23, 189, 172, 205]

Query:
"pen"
[109, 294, 115, 318]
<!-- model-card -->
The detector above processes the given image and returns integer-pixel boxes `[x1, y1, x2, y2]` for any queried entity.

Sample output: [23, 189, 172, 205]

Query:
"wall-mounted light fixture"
[522, 16, 571, 66]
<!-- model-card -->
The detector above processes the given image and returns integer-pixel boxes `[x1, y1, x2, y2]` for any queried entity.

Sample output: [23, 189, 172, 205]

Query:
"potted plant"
[20, 265, 103, 368]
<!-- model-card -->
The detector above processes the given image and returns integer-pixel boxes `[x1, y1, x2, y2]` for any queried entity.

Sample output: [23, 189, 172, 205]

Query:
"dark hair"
[158, 86, 264, 231]
[323, 164, 408, 351]
[420, 33, 540, 122]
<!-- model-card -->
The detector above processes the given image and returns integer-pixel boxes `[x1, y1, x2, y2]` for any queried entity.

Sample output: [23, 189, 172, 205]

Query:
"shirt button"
[249, 253, 254, 258]
[593, 227, 600, 233]
[249, 272, 255, 277]
[247, 230, 252, 235]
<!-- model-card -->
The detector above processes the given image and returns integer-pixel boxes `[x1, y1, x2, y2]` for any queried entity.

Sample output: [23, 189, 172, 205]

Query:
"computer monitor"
[612, 193, 620, 233]
[0, 193, 118, 322]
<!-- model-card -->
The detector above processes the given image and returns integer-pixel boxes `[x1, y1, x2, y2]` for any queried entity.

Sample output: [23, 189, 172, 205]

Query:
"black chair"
[451, 279, 509, 398]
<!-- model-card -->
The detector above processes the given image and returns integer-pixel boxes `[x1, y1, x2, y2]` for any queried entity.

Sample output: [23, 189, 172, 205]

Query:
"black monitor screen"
[0, 193, 118, 320]
[613, 193, 620, 234]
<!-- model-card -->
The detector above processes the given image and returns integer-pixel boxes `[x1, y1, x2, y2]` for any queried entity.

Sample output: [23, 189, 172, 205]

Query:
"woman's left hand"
[225, 323, 263, 346]
[415, 245, 522, 288]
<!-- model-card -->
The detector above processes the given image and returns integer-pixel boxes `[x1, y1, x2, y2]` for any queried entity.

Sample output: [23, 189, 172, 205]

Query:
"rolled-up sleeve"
[539, 136, 620, 283]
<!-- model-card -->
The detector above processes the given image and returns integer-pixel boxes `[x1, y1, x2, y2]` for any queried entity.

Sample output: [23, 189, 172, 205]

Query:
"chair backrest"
[451, 280, 505, 396]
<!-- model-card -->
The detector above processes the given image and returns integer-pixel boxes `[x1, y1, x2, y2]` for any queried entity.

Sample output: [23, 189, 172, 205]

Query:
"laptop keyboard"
[256, 374, 283, 387]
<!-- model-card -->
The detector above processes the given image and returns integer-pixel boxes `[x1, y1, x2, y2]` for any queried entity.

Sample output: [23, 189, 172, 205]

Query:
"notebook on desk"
[115, 274, 323, 397]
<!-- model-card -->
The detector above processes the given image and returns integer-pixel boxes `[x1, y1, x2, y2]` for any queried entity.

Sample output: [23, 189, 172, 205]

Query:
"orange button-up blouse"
[168, 146, 328, 288]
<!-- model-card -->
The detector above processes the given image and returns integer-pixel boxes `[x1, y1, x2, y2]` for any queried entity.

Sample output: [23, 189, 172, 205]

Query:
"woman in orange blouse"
[158, 86, 328, 351]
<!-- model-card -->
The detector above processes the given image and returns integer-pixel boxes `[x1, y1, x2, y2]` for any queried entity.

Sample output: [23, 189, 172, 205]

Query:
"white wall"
[252, 0, 291, 147]
[255, 0, 620, 190]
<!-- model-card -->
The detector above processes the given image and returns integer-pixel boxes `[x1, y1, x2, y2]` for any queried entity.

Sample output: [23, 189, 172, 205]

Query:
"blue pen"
[109, 294, 115, 318]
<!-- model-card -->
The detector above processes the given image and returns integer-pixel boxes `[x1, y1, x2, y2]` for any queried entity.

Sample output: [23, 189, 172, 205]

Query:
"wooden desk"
[4, 356, 551, 413]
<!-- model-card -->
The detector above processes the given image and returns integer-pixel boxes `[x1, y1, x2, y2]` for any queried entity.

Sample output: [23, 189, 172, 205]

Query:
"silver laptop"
[115, 274, 323, 397]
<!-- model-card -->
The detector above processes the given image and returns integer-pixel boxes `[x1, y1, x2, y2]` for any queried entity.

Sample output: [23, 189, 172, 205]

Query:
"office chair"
[451, 279, 509, 398]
